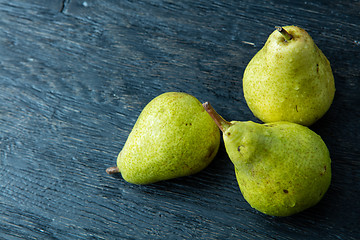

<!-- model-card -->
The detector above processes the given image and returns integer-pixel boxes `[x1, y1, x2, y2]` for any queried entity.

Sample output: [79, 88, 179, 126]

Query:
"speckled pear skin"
[117, 92, 220, 184]
[224, 121, 331, 217]
[243, 26, 335, 126]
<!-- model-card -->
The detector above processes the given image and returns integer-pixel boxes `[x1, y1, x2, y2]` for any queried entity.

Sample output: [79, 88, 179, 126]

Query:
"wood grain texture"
[1, 0, 359, 239]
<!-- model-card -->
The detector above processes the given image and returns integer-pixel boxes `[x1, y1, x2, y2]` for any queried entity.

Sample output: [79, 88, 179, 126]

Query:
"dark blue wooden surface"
[1, 0, 359, 239]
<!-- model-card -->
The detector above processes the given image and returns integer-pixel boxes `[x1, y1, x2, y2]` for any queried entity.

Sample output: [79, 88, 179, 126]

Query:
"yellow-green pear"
[204, 102, 331, 217]
[243, 25, 335, 126]
[106, 92, 220, 184]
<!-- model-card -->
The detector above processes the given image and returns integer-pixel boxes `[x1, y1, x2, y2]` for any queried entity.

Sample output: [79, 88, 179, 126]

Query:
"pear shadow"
[257, 183, 358, 239]
[101, 142, 238, 203]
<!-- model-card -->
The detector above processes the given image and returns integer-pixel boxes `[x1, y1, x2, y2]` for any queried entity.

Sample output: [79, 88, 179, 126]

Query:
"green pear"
[203, 102, 331, 217]
[106, 92, 220, 184]
[243, 26, 335, 126]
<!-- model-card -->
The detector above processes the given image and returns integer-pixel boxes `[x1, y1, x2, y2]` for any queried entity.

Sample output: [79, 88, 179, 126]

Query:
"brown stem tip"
[275, 26, 293, 42]
[106, 166, 120, 175]
[202, 102, 232, 133]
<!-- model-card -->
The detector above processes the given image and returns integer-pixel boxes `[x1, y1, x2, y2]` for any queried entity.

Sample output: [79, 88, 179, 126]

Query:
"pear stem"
[106, 166, 120, 175]
[202, 102, 232, 133]
[275, 26, 293, 42]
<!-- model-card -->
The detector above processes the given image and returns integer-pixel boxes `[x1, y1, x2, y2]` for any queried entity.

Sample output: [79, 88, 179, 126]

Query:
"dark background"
[1, 0, 359, 239]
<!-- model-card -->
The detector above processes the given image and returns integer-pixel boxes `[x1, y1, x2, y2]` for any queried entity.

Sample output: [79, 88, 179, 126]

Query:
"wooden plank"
[1, 0, 359, 239]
